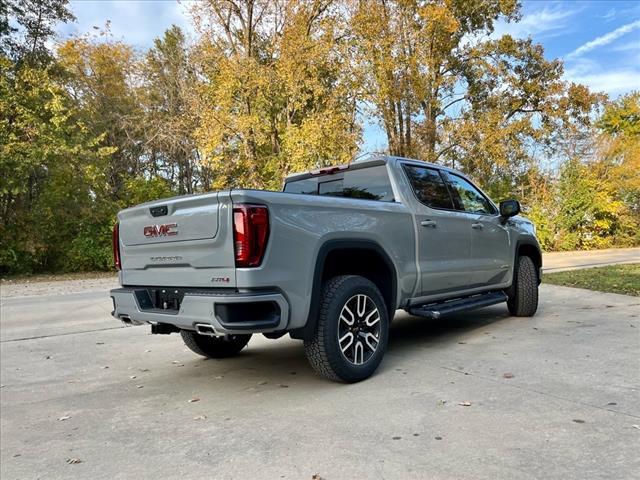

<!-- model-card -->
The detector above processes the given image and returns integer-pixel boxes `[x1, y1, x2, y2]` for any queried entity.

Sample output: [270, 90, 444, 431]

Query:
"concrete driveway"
[1, 282, 639, 479]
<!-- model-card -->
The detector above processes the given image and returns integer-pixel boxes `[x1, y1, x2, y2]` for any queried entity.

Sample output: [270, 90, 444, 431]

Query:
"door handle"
[471, 222, 483, 229]
[421, 220, 437, 228]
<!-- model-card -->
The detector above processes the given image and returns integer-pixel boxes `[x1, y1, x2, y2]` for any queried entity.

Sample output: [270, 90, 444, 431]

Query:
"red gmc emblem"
[144, 223, 178, 238]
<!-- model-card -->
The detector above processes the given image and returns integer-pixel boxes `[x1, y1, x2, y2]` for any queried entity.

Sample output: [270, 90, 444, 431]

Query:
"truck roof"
[284, 153, 458, 183]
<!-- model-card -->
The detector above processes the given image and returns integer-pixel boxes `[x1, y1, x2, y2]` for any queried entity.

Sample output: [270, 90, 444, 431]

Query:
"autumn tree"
[191, 0, 360, 190]
[1, 0, 74, 63]
[0, 0, 112, 273]
[350, 0, 601, 200]
[143, 25, 205, 194]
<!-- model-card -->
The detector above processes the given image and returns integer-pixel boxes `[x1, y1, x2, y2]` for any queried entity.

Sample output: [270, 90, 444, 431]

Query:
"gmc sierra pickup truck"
[110, 154, 541, 382]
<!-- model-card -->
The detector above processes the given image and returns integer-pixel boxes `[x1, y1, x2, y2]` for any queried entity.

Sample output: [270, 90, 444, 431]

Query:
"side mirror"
[499, 199, 521, 218]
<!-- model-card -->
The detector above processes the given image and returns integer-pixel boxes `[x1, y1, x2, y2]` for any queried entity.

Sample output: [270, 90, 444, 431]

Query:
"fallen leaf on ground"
[458, 401, 472, 407]
[572, 419, 585, 424]
[96, 342, 104, 345]
[129, 375, 136, 379]
[188, 398, 200, 403]
[66, 458, 82, 464]
[58, 415, 71, 421]
[145, 349, 151, 353]
[136, 385, 144, 389]
[503, 372, 514, 379]
[194, 415, 207, 420]
[312, 475, 323, 480]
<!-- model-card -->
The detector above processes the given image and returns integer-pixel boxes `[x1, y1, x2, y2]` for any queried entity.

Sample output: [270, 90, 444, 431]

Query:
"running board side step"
[408, 291, 508, 319]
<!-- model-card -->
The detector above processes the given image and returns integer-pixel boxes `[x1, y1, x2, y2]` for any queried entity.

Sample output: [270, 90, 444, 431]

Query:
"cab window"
[284, 166, 394, 202]
[403, 165, 454, 209]
[442, 172, 496, 214]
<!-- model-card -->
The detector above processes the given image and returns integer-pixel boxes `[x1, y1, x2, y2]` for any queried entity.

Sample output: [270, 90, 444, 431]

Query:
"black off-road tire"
[304, 275, 389, 383]
[507, 255, 538, 317]
[181, 331, 251, 358]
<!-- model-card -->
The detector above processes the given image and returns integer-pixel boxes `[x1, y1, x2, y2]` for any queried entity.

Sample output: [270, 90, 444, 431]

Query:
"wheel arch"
[515, 239, 542, 284]
[289, 239, 398, 340]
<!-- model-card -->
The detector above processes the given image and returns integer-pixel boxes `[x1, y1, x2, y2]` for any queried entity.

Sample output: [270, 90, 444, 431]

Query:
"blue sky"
[56, 1, 640, 151]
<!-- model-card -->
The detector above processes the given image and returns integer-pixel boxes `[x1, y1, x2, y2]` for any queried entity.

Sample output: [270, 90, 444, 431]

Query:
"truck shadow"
[168, 304, 514, 387]
[388, 304, 512, 352]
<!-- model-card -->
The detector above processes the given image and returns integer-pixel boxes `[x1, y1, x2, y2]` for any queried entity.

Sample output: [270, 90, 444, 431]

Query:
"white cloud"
[567, 19, 640, 59]
[610, 40, 640, 52]
[565, 63, 640, 96]
[491, 5, 579, 39]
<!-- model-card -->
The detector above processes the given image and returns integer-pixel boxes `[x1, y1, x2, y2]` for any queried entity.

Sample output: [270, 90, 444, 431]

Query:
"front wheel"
[181, 330, 251, 358]
[304, 275, 389, 382]
[507, 255, 539, 317]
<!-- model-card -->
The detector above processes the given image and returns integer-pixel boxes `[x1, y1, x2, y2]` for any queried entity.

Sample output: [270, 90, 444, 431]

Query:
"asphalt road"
[543, 247, 639, 272]
[1, 281, 639, 479]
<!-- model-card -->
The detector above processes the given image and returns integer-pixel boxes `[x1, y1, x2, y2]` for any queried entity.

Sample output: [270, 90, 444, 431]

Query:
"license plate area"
[134, 288, 185, 313]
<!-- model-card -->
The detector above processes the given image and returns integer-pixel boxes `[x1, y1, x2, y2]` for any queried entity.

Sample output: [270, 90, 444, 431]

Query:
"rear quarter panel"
[230, 190, 417, 329]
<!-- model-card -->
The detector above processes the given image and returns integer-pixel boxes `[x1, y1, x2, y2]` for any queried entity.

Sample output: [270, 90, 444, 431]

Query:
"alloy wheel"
[337, 294, 381, 365]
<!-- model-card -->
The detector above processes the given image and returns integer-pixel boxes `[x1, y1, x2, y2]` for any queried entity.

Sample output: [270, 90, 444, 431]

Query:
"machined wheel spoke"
[339, 331, 354, 352]
[354, 341, 364, 365]
[364, 309, 380, 326]
[364, 332, 379, 351]
[341, 305, 355, 325]
[356, 295, 367, 317]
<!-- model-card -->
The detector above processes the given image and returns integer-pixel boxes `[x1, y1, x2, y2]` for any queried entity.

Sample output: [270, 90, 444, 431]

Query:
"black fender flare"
[289, 239, 398, 341]
[514, 237, 543, 285]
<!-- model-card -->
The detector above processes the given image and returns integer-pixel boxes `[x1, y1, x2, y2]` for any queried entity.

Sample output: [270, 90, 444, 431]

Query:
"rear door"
[440, 172, 512, 287]
[117, 191, 237, 288]
[402, 164, 472, 296]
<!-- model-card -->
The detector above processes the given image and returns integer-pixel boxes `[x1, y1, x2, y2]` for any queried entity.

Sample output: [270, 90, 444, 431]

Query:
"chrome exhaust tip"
[120, 315, 132, 326]
[195, 323, 217, 336]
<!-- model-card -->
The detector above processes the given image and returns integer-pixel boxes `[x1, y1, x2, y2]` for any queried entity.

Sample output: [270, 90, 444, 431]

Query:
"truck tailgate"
[117, 191, 237, 288]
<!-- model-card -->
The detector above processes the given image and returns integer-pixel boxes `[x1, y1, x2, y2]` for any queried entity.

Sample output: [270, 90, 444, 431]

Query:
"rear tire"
[181, 331, 251, 358]
[304, 275, 389, 383]
[507, 255, 538, 317]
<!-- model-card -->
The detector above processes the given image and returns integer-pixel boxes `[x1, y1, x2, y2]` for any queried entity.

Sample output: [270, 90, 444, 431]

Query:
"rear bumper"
[110, 287, 289, 335]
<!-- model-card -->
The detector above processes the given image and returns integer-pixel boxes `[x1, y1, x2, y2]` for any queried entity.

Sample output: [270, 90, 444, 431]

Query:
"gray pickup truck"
[110, 154, 541, 382]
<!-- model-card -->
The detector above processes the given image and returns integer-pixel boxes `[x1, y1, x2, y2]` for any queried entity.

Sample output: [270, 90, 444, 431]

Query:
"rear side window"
[403, 165, 454, 209]
[442, 172, 497, 214]
[284, 165, 394, 202]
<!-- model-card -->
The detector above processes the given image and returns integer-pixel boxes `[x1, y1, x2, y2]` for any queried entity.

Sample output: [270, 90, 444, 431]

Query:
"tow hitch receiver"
[150, 323, 180, 335]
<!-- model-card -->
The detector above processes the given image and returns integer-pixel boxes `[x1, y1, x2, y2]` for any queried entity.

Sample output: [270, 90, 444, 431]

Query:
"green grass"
[543, 263, 640, 296]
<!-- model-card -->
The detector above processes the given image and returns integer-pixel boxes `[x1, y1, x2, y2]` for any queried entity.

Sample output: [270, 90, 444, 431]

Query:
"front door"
[440, 172, 512, 287]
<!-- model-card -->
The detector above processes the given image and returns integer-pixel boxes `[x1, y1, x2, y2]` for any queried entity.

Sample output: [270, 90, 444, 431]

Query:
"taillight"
[233, 204, 269, 268]
[112, 222, 121, 270]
